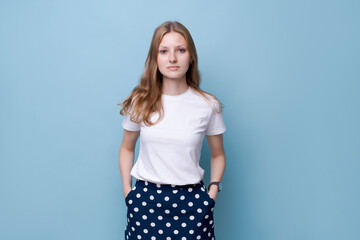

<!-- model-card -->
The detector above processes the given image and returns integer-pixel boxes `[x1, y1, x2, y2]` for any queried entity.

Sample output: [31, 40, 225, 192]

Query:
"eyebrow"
[159, 45, 186, 48]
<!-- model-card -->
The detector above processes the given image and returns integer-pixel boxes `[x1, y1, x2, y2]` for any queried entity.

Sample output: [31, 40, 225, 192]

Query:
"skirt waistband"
[134, 179, 205, 191]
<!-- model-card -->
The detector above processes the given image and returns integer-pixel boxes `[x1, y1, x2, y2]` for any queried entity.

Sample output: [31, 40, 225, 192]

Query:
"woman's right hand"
[124, 186, 132, 199]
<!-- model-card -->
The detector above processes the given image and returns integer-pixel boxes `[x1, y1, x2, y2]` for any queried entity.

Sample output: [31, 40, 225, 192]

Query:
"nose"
[169, 50, 177, 63]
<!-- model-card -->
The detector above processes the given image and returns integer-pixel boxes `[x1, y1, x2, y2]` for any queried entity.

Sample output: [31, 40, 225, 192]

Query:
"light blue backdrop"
[1, 0, 359, 239]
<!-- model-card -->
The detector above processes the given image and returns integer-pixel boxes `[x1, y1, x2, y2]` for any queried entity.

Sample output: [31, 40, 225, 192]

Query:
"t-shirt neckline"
[162, 86, 191, 99]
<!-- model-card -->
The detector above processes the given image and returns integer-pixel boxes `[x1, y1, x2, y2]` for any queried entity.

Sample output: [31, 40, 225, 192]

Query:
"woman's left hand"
[208, 188, 218, 202]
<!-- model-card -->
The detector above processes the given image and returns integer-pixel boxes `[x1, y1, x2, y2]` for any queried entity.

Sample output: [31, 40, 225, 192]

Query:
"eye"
[178, 48, 186, 53]
[159, 50, 167, 54]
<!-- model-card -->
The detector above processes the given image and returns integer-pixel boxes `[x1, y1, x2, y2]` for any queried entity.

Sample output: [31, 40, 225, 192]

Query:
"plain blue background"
[1, 0, 359, 239]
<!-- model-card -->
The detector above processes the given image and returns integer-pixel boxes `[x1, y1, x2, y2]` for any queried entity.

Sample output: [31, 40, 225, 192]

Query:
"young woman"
[118, 21, 226, 240]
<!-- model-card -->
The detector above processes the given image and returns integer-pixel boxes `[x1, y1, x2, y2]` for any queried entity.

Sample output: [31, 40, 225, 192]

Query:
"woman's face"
[157, 32, 192, 82]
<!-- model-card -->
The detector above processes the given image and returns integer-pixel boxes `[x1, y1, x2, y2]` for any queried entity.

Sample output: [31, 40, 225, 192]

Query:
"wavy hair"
[118, 21, 223, 127]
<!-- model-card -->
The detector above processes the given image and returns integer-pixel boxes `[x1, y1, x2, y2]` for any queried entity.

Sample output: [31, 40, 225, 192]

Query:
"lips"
[167, 66, 179, 70]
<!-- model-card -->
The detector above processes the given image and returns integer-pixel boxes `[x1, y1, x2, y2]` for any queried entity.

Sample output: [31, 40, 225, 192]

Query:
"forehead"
[159, 32, 187, 47]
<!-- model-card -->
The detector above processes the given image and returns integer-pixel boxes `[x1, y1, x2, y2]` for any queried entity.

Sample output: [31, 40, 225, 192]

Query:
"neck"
[162, 77, 188, 96]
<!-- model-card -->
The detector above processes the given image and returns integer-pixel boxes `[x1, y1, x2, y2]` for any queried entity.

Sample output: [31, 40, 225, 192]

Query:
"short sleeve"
[122, 113, 141, 131]
[205, 100, 226, 136]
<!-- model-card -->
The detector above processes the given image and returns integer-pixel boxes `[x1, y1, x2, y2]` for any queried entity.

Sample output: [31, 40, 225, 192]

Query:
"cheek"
[181, 54, 191, 65]
[157, 56, 167, 68]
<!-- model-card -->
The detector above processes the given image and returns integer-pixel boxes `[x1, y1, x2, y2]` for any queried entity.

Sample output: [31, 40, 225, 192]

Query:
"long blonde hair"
[118, 21, 223, 126]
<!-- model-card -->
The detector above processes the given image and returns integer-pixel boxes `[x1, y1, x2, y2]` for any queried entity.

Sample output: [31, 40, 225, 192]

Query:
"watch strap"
[208, 181, 221, 192]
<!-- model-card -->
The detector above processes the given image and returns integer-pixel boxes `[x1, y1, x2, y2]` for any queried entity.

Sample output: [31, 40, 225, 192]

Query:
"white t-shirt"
[121, 86, 226, 185]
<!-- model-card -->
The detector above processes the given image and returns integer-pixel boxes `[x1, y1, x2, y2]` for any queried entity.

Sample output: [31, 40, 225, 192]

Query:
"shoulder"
[190, 87, 222, 113]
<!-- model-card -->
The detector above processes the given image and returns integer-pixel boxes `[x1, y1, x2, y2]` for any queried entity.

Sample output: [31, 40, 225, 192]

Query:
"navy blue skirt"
[124, 179, 216, 240]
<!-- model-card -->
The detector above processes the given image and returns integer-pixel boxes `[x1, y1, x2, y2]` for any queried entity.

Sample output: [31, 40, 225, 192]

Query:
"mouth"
[167, 66, 180, 70]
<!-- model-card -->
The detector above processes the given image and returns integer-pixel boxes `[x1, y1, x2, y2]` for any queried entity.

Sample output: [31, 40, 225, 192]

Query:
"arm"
[206, 133, 226, 202]
[119, 129, 140, 199]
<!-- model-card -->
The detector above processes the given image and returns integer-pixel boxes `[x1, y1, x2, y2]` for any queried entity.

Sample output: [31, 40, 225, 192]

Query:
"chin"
[164, 72, 185, 78]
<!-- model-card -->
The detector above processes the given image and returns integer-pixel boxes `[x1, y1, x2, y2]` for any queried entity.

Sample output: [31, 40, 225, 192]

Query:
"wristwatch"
[208, 181, 222, 192]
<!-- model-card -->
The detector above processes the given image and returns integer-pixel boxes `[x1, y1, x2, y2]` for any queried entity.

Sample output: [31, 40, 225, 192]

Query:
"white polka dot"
[131, 227, 135, 231]
[157, 203, 162, 207]
[136, 193, 141, 198]
[173, 216, 179, 220]
[164, 196, 169, 201]
[157, 190, 162, 194]
[158, 215, 163, 220]
[151, 237, 156, 240]
[165, 209, 170, 214]
[174, 230, 179, 234]
[142, 215, 147, 220]
[144, 229, 148, 233]
[142, 201, 147, 206]
[136, 221, 140, 226]
[149, 209, 154, 213]
[189, 215, 195, 220]
[180, 195, 185, 200]
[134, 207, 139, 212]
[145, 181, 148, 185]
[166, 237, 171, 240]
[128, 199, 133, 204]
[203, 227, 207, 232]
[181, 209, 186, 214]
[211, 207, 214, 212]
[150, 195, 154, 200]
[188, 202, 193, 207]
[130, 213, 133, 218]
[158, 229, 163, 234]
[209, 220, 213, 224]
[197, 222, 202, 227]
[201, 187, 205, 191]
[166, 222, 171, 227]
[143, 187, 148, 192]
[195, 194, 200, 199]
[197, 208, 202, 213]
[156, 184, 161, 188]
[203, 201, 209, 206]
[182, 237, 186, 240]
[189, 230, 194, 234]
[137, 235, 141, 239]
[188, 187, 193, 192]
[196, 235, 201, 239]
[173, 190, 178, 194]
[205, 215, 209, 219]
[150, 222, 155, 227]
[208, 232, 211, 237]
[181, 223, 187, 227]
[172, 203, 177, 208]
[171, 184, 176, 187]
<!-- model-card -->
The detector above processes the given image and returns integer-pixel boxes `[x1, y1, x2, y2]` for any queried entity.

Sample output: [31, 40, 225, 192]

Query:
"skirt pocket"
[200, 181, 216, 206]
[206, 191, 216, 206]
[124, 185, 137, 204]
